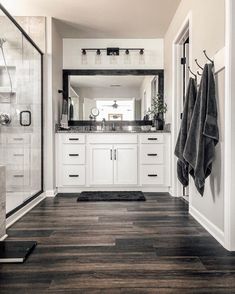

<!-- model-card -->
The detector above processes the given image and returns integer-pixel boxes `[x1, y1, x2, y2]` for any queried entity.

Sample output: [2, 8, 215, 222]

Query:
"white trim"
[45, 189, 58, 197]
[0, 234, 8, 241]
[171, 11, 192, 197]
[57, 187, 170, 193]
[224, 0, 235, 251]
[189, 206, 225, 247]
[6, 194, 46, 229]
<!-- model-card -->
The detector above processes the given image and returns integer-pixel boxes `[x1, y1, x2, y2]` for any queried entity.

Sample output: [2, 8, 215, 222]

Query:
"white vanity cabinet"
[87, 134, 138, 186]
[56, 132, 171, 192]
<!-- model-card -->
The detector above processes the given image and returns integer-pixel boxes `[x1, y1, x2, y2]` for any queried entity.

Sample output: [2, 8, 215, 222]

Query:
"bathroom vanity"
[56, 130, 171, 192]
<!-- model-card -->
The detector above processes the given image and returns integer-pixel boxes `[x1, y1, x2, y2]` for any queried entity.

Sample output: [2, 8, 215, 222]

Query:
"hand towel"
[183, 64, 219, 195]
[174, 77, 197, 187]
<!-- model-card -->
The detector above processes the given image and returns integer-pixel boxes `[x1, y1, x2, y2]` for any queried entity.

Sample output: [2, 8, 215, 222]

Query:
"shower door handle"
[20, 111, 31, 126]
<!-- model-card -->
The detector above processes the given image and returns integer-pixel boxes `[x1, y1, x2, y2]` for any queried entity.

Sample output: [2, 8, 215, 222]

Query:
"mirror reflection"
[68, 75, 159, 121]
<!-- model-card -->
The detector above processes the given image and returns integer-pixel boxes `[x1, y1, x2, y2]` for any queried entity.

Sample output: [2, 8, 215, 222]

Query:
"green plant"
[147, 94, 167, 116]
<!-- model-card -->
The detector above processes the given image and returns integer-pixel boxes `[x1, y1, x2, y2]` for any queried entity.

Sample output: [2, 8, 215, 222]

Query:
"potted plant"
[147, 94, 167, 130]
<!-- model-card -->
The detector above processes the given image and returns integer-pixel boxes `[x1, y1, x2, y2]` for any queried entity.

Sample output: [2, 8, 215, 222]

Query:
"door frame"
[224, 0, 235, 251]
[170, 12, 192, 198]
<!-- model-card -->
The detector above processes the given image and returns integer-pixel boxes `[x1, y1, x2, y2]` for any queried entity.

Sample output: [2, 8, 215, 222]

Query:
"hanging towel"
[183, 64, 219, 195]
[174, 77, 197, 187]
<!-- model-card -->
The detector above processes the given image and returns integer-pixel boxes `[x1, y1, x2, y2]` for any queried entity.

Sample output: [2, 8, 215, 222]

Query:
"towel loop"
[195, 59, 204, 70]
[203, 50, 214, 65]
[188, 66, 197, 79]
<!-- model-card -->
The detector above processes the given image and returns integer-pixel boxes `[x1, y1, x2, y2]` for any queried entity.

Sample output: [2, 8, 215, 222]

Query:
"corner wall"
[44, 17, 63, 196]
[164, 0, 226, 245]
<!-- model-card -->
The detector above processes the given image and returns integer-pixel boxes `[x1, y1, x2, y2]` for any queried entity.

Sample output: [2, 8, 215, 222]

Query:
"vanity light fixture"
[81, 49, 87, 64]
[81, 47, 144, 64]
[95, 49, 102, 64]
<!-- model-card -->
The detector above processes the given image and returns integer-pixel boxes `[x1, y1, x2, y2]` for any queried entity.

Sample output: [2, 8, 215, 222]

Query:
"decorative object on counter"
[77, 191, 146, 202]
[147, 94, 167, 130]
[60, 99, 70, 129]
[90, 107, 100, 120]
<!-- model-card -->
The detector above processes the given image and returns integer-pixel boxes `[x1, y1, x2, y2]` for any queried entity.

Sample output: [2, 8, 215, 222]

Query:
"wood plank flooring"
[1, 193, 235, 293]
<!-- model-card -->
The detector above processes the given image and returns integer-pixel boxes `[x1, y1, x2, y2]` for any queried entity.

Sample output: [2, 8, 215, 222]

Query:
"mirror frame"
[62, 69, 164, 122]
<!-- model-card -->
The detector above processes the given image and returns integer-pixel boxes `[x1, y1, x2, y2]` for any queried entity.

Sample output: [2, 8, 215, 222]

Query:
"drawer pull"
[69, 154, 79, 157]
[148, 138, 158, 141]
[69, 138, 79, 141]
[147, 153, 157, 156]
[13, 175, 24, 178]
[148, 174, 158, 177]
[13, 138, 23, 141]
[69, 174, 79, 177]
[14, 154, 24, 157]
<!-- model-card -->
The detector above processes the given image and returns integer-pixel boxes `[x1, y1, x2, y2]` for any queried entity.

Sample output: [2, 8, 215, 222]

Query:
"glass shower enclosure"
[0, 5, 43, 216]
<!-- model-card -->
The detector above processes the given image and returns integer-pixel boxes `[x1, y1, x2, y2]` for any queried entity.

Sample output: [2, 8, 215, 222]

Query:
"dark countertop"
[56, 126, 171, 134]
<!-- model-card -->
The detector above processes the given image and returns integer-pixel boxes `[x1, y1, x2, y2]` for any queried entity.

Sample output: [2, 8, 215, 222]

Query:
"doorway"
[171, 13, 192, 200]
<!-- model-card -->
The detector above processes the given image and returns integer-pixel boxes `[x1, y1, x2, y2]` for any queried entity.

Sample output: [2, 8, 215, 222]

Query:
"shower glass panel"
[0, 6, 43, 215]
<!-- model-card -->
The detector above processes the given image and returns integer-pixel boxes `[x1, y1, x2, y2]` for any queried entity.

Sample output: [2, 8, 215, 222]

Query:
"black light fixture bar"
[81, 47, 144, 55]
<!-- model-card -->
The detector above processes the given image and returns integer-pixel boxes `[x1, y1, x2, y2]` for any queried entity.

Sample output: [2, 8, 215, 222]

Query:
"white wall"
[63, 39, 163, 69]
[164, 0, 225, 123]
[164, 0, 226, 244]
[224, 0, 235, 250]
[43, 17, 63, 196]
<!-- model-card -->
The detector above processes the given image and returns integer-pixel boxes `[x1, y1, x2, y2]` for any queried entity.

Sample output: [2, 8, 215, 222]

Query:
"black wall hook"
[197, 71, 202, 76]
[188, 66, 197, 79]
[195, 59, 204, 70]
[203, 50, 214, 65]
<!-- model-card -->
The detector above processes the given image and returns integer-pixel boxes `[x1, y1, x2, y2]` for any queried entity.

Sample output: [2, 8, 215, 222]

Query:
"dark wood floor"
[1, 193, 235, 293]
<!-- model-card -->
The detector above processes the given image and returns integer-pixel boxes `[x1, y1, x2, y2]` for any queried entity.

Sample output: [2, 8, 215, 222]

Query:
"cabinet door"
[89, 145, 113, 185]
[114, 144, 138, 185]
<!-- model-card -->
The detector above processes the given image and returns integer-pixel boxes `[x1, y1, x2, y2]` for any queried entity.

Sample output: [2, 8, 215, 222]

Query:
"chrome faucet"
[111, 123, 116, 131]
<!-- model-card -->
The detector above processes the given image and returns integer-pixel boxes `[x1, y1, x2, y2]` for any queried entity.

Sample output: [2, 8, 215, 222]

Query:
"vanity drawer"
[62, 145, 85, 164]
[62, 134, 85, 144]
[62, 165, 85, 186]
[140, 134, 164, 144]
[141, 144, 164, 164]
[141, 165, 164, 185]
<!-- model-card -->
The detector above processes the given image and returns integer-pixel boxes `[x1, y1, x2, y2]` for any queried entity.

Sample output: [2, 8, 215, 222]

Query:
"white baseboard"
[45, 189, 58, 197]
[0, 234, 8, 241]
[57, 187, 170, 193]
[189, 205, 225, 247]
[6, 194, 46, 229]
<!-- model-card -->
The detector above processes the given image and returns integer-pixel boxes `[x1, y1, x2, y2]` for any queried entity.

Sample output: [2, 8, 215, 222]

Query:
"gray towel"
[183, 64, 219, 195]
[174, 77, 197, 187]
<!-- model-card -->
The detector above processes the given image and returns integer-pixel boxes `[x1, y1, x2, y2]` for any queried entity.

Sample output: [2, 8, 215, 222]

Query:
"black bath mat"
[0, 241, 37, 263]
[77, 191, 146, 202]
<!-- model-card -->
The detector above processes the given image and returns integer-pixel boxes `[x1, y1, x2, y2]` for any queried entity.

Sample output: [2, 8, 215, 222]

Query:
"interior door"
[89, 144, 113, 185]
[113, 144, 138, 185]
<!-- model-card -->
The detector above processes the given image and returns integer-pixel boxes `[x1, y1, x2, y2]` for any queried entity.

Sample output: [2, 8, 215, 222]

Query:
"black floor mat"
[77, 191, 146, 201]
[0, 241, 37, 263]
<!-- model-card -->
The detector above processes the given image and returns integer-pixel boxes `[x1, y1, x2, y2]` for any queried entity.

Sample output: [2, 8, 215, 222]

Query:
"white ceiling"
[70, 75, 146, 88]
[0, 0, 181, 38]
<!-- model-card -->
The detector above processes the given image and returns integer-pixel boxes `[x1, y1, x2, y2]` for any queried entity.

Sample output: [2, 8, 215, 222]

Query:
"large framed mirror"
[62, 70, 164, 124]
